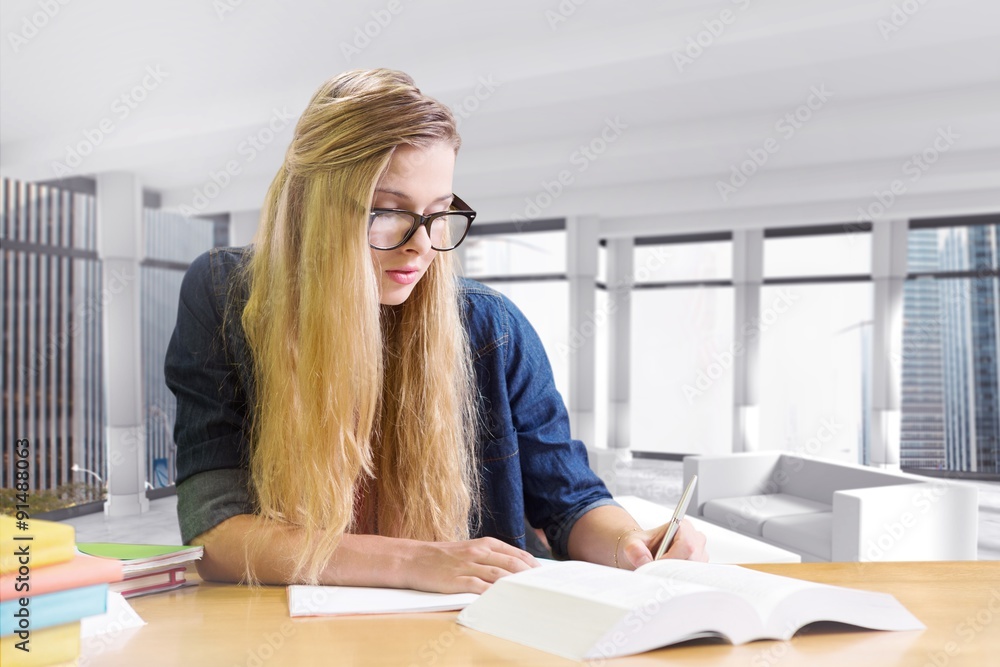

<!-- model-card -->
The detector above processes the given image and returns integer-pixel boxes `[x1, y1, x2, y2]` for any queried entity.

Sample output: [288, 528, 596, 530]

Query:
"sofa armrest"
[683, 452, 783, 516]
[831, 481, 979, 562]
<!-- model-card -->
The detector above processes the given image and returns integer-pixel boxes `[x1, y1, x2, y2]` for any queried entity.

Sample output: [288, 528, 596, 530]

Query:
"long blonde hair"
[240, 69, 478, 583]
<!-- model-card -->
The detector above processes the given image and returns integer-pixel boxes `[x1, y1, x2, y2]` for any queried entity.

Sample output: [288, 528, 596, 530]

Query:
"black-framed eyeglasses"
[368, 194, 477, 251]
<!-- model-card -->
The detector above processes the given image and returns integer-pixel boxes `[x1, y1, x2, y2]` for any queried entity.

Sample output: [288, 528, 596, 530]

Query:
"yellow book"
[0, 621, 80, 667]
[0, 517, 75, 575]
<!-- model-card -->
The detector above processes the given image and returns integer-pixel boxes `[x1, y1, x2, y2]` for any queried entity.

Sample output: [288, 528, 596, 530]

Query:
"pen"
[654, 474, 698, 560]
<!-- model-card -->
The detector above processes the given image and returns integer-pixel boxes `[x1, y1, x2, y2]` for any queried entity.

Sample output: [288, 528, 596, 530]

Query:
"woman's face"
[369, 141, 457, 306]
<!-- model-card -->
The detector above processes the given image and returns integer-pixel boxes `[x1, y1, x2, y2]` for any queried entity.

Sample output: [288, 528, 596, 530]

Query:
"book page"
[287, 585, 477, 616]
[458, 560, 758, 661]
[506, 560, 715, 609]
[771, 586, 925, 638]
[636, 561, 924, 639]
[637, 560, 821, 622]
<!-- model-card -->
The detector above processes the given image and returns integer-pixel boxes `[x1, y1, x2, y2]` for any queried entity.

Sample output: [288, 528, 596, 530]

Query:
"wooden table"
[81, 561, 999, 666]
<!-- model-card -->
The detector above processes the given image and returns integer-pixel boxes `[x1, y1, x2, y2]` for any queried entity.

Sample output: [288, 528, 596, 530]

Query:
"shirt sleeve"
[500, 295, 619, 559]
[164, 249, 254, 544]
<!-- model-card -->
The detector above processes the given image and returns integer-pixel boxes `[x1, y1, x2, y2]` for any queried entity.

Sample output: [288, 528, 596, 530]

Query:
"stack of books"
[76, 543, 203, 599]
[1, 515, 123, 667]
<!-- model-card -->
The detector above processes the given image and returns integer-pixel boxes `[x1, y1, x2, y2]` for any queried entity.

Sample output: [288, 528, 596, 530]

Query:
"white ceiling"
[2, 0, 999, 235]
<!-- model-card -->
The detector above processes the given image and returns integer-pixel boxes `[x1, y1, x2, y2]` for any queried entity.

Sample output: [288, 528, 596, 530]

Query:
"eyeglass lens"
[369, 212, 469, 250]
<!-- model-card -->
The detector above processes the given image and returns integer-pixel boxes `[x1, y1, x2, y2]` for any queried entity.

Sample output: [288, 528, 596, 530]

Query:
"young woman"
[164, 68, 706, 593]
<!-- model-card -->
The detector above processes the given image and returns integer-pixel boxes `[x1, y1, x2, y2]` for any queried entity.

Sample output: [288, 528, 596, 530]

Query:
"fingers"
[621, 533, 654, 570]
[478, 537, 541, 569]
[663, 519, 709, 562]
[472, 542, 538, 576]
[417, 538, 539, 594]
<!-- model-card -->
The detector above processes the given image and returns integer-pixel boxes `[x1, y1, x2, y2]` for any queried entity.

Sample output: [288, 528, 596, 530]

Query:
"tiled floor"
[64, 459, 1000, 560]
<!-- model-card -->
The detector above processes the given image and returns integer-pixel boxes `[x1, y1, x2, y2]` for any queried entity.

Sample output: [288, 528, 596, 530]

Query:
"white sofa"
[683, 452, 979, 562]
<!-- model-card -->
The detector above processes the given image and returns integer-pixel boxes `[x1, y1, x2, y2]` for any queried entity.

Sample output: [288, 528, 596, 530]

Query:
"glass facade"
[1, 178, 105, 510]
[0, 175, 222, 512]
[901, 224, 1000, 474]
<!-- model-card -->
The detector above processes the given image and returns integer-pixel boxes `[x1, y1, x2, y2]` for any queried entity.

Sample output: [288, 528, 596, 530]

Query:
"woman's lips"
[386, 269, 419, 285]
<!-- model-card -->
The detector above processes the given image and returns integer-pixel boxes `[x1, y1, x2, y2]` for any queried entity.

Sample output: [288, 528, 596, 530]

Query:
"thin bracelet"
[613, 528, 640, 569]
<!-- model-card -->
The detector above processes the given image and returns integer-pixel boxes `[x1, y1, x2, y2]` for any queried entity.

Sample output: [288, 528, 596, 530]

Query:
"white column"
[229, 209, 261, 247]
[566, 216, 599, 449]
[96, 172, 149, 516]
[732, 229, 764, 453]
[871, 219, 908, 469]
[606, 237, 633, 451]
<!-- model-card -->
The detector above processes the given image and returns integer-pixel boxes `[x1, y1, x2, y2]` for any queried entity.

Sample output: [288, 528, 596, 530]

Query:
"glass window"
[634, 241, 731, 283]
[757, 283, 872, 463]
[908, 224, 999, 273]
[142, 209, 217, 488]
[462, 231, 566, 277]
[594, 288, 609, 450]
[631, 287, 734, 456]
[765, 233, 871, 278]
[1, 179, 105, 512]
[901, 223, 999, 474]
[481, 280, 571, 403]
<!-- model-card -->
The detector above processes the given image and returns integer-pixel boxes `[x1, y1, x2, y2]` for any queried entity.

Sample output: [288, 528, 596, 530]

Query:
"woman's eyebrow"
[374, 189, 453, 205]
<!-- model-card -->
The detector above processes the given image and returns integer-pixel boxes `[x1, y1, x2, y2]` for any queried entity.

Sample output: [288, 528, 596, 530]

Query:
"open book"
[456, 559, 924, 661]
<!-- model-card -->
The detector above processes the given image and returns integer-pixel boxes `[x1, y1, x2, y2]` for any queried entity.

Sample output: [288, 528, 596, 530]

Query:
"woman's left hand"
[618, 519, 708, 569]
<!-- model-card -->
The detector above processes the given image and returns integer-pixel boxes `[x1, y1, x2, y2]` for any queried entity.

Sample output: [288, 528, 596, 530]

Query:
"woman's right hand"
[402, 537, 540, 594]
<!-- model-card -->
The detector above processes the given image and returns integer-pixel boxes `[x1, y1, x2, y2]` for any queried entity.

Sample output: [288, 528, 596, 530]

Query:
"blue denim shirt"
[164, 246, 616, 559]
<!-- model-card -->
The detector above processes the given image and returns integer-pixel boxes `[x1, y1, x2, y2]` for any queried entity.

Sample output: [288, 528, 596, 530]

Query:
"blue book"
[1, 583, 108, 636]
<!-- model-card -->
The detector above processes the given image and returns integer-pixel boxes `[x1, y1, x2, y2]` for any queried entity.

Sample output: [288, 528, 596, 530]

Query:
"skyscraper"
[902, 224, 1000, 474]
[965, 225, 999, 473]
[900, 229, 946, 469]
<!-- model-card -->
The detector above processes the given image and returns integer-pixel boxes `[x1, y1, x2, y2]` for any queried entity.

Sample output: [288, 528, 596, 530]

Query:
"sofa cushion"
[776, 455, 916, 504]
[702, 493, 832, 536]
[762, 512, 833, 560]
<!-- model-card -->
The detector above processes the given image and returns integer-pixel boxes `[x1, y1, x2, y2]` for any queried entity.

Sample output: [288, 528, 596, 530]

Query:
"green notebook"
[76, 543, 203, 576]
[77, 543, 197, 560]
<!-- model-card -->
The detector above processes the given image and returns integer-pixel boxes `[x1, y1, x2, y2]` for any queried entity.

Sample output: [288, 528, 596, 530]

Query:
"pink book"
[0, 553, 123, 601]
